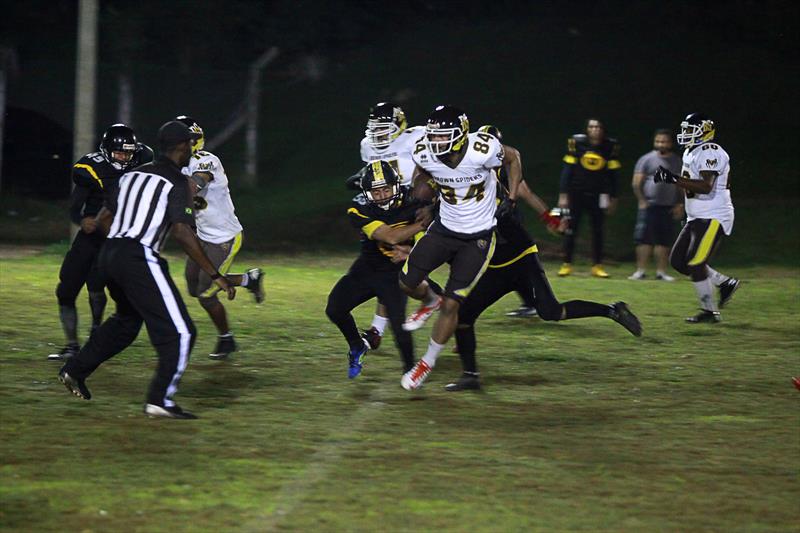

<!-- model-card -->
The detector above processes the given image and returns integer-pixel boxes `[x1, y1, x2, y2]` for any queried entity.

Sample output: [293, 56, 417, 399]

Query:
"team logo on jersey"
[476, 239, 488, 250]
[580, 152, 607, 171]
[705, 158, 717, 168]
[198, 161, 215, 171]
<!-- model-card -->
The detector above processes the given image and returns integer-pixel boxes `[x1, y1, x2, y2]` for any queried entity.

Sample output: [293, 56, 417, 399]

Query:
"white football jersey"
[182, 150, 243, 243]
[682, 142, 734, 235]
[360, 125, 426, 186]
[412, 132, 503, 235]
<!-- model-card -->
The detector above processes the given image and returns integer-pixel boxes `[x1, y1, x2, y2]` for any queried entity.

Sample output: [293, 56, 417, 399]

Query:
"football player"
[557, 118, 621, 278]
[654, 113, 740, 323]
[176, 116, 265, 358]
[326, 161, 431, 378]
[399, 105, 518, 390]
[48, 124, 154, 360]
[446, 182, 642, 391]
[356, 102, 442, 349]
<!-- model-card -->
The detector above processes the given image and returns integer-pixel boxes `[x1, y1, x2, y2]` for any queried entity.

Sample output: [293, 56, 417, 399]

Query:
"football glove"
[539, 211, 561, 233]
[495, 198, 517, 221]
[654, 166, 679, 184]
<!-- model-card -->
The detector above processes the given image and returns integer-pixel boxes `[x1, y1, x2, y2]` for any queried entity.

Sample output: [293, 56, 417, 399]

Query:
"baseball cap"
[157, 120, 202, 148]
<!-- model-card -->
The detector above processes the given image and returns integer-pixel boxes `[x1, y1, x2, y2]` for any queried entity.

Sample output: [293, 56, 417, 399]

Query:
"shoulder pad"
[137, 144, 155, 165]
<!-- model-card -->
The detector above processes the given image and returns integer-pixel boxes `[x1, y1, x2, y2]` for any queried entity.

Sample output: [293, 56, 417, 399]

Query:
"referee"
[59, 120, 235, 419]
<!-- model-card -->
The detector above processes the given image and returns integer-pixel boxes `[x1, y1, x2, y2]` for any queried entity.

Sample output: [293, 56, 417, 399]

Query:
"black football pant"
[55, 231, 107, 339]
[563, 191, 605, 264]
[326, 263, 414, 373]
[456, 252, 612, 374]
[62, 239, 197, 407]
[669, 218, 724, 282]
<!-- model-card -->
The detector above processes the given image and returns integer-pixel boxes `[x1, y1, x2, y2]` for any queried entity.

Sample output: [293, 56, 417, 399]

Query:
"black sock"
[59, 305, 79, 344]
[454, 325, 478, 374]
[561, 300, 613, 320]
[88, 291, 107, 327]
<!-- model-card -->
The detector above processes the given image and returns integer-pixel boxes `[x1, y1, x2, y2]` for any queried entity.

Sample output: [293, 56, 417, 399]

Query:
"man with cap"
[58, 120, 236, 419]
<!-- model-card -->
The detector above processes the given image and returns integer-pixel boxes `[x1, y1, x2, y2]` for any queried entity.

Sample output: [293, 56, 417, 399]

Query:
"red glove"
[539, 211, 560, 232]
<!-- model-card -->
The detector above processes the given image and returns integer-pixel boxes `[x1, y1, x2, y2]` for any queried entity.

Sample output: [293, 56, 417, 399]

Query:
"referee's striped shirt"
[106, 158, 194, 254]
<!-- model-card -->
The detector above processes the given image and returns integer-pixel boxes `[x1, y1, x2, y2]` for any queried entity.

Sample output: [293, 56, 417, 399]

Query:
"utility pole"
[244, 47, 279, 187]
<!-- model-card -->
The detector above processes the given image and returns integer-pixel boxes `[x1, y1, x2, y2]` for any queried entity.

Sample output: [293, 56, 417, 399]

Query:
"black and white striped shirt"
[106, 158, 194, 254]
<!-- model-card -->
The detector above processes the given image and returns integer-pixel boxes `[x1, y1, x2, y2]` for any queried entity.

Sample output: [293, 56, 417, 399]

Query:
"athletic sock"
[59, 305, 79, 344]
[240, 274, 249, 287]
[370, 315, 389, 335]
[562, 300, 614, 320]
[421, 338, 446, 368]
[88, 291, 107, 327]
[706, 267, 730, 287]
[693, 278, 718, 311]
[423, 287, 440, 307]
[454, 326, 478, 373]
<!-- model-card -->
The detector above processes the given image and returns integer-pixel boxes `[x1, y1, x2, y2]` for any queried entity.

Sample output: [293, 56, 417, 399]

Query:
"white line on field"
[242, 395, 386, 532]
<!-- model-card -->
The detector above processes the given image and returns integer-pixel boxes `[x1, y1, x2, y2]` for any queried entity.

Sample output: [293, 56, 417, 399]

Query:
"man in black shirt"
[557, 118, 620, 278]
[49, 124, 153, 360]
[326, 161, 430, 379]
[58, 121, 235, 419]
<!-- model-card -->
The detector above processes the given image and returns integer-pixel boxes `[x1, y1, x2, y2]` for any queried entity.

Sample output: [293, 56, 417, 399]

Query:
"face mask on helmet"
[365, 103, 407, 150]
[361, 161, 401, 210]
[676, 114, 715, 148]
[100, 124, 138, 171]
[176, 115, 205, 154]
[425, 106, 469, 156]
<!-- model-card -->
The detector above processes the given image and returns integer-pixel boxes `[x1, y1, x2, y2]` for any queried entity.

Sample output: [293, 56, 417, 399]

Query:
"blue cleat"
[348, 342, 368, 379]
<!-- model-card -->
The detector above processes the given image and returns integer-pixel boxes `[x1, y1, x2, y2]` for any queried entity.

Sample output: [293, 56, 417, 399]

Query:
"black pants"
[669, 218, 724, 282]
[564, 191, 605, 264]
[62, 238, 197, 407]
[55, 230, 105, 306]
[326, 261, 414, 373]
[456, 252, 611, 373]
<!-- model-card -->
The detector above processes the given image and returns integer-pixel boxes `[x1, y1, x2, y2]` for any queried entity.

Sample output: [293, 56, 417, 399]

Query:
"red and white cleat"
[792, 377, 800, 391]
[401, 359, 433, 390]
[402, 297, 442, 332]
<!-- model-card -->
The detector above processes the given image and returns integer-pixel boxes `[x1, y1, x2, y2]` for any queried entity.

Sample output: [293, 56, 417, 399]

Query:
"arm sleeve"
[166, 179, 195, 225]
[68, 183, 91, 225]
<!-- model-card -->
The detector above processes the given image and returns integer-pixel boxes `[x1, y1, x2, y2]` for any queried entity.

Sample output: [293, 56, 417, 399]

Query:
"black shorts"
[634, 205, 676, 246]
[669, 218, 725, 279]
[399, 226, 496, 303]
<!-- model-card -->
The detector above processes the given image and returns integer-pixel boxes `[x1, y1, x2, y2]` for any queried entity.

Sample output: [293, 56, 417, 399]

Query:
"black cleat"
[58, 369, 91, 400]
[610, 302, 642, 337]
[361, 326, 382, 350]
[445, 373, 482, 392]
[48, 343, 80, 361]
[686, 309, 721, 323]
[505, 306, 539, 318]
[245, 268, 265, 304]
[144, 403, 198, 419]
[209, 334, 238, 360]
[718, 278, 740, 308]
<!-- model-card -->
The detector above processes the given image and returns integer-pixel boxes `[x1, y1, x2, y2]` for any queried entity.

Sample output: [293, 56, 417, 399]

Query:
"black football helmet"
[425, 105, 469, 156]
[365, 102, 407, 150]
[677, 113, 715, 148]
[99, 124, 139, 171]
[176, 115, 205, 154]
[478, 124, 503, 142]
[361, 160, 402, 210]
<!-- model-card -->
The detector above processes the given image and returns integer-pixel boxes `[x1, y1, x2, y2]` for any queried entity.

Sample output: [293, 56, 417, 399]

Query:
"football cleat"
[505, 306, 538, 318]
[144, 403, 198, 419]
[348, 341, 369, 379]
[361, 327, 382, 350]
[627, 271, 646, 281]
[655, 272, 675, 282]
[718, 278, 740, 308]
[444, 372, 481, 392]
[245, 268, 265, 304]
[58, 369, 91, 400]
[209, 334, 237, 360]
[48, 343, 80, 361]
[557, 263, 572, 277]
[792, 377, 800, 391]
[401, 359, 432, 390]
[686, 309, 721, 324]
[610, 302, 642, 337]
[403, 297, 442, 331]
[591, 264, 610, 278]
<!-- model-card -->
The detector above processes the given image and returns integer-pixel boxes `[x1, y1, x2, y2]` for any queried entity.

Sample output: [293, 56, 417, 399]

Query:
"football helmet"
[176, 115, 205, 153]
[365, 102, 407, 150]
[99, 124, 139, 171]
[361, 160, 401, 210]
[478, 124, 503, 142]
[677, 113, 715, 148]
[426, 105, 469, 156]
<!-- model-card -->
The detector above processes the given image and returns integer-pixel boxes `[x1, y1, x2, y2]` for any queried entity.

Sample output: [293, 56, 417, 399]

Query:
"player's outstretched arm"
[370, 220, 427, 246]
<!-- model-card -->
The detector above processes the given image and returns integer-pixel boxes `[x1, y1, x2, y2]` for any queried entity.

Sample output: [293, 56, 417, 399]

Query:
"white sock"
[706, 267, 729, 287]
[421, 339, 446, 368]
[692, 279, 718, 311]
[634, 269, 645, 275]
[370, 315, 389, 335]
[423, 287, 440, 307]
[240, 275, 249, 287]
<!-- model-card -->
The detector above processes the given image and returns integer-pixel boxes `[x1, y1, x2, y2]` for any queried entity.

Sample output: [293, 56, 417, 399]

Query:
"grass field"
[1, 250, 798, 532]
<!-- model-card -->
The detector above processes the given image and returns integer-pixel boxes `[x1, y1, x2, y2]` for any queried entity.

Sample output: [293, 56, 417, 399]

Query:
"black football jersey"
[560, 134, 620, 195]
[347, 187, 419, 271]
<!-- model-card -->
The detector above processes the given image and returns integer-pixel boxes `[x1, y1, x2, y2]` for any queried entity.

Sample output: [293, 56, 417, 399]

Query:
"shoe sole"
[59, 373, 90, 400]
[144, 404, 197, 419]
[208, 353, 231, 360]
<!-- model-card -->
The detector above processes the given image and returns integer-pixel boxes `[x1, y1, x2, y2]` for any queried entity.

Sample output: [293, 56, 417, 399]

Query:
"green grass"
[1, 251, 798, 532]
